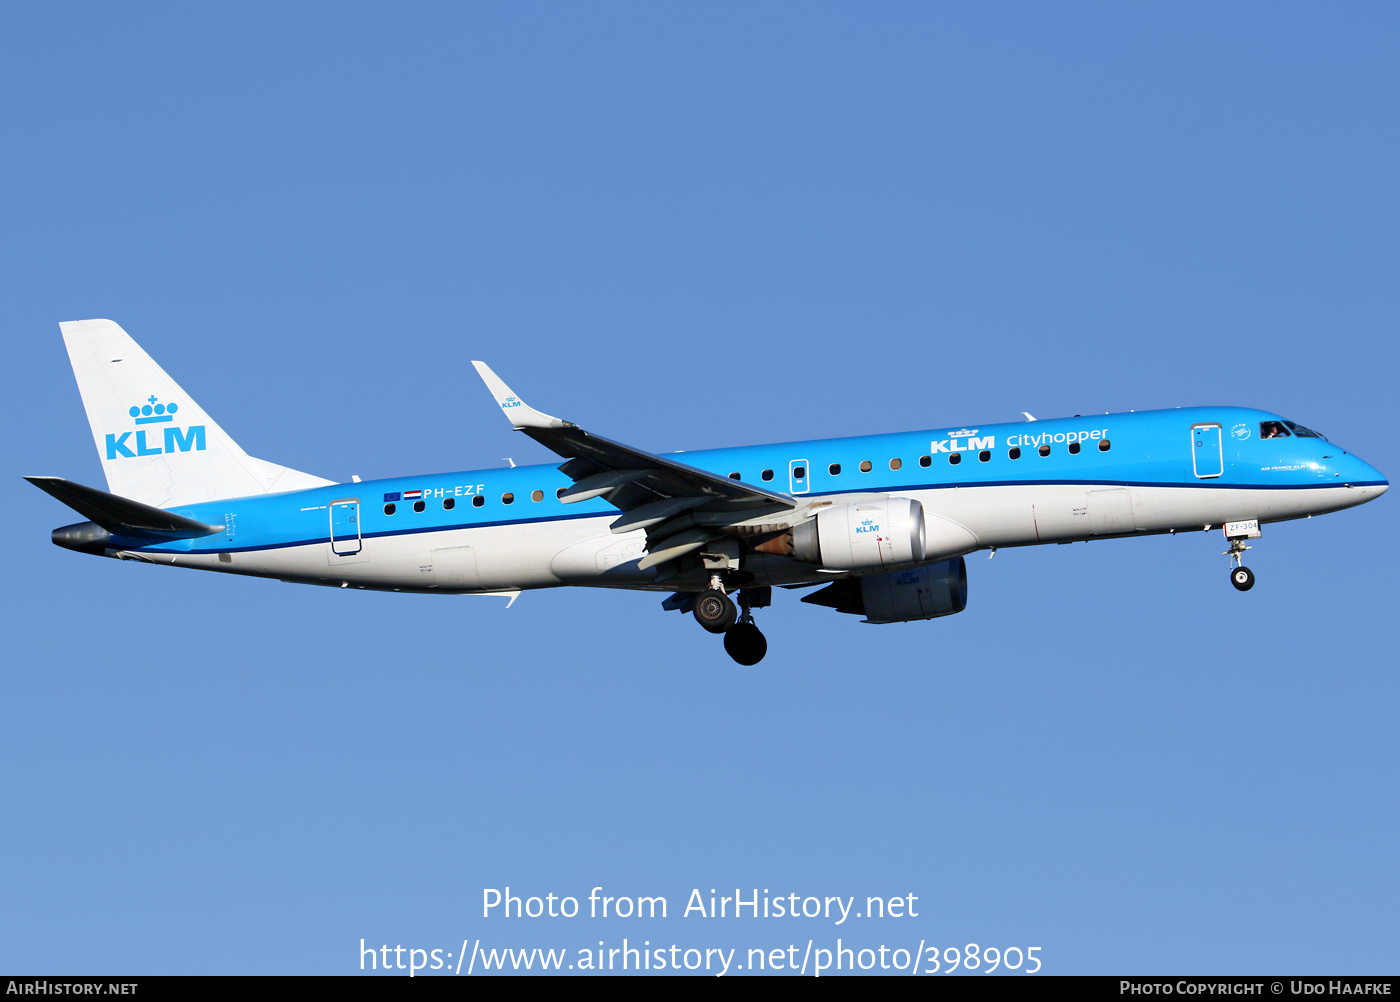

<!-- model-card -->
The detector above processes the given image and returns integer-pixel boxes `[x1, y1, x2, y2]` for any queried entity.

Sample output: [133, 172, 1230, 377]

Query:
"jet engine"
[800, 557, 968, 624]
[788, 498, 926, 571]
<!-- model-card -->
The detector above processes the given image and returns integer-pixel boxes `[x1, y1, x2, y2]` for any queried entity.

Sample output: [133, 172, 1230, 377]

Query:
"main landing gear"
[724, 614, 768, 667]
[1222, 520, 1261, 592]
[691, 579, 769, 665]
[693, 586, 737, 633]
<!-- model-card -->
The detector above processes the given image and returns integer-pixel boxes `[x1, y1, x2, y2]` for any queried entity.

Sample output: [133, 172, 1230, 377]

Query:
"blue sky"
[4, 3, 1397, 975]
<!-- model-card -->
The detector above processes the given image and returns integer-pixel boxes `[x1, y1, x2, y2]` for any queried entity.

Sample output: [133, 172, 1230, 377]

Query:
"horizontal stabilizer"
[25, 476, 225, 539]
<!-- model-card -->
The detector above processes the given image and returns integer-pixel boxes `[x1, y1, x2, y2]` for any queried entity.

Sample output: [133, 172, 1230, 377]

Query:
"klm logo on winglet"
[501, 395, 522, 410]
[105, 395, 206, 460]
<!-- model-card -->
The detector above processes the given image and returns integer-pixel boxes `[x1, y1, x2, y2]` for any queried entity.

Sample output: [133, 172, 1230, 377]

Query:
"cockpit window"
[1284, 420, 1326, 440]
[1260, 421, 1291, 439]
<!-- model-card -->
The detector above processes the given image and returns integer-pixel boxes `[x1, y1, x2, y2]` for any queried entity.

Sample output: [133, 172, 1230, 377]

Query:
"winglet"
[471, 361, 573, 430]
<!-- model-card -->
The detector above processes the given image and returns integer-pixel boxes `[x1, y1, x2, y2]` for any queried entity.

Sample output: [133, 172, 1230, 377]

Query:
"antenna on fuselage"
[1021, 412, 1037, 422]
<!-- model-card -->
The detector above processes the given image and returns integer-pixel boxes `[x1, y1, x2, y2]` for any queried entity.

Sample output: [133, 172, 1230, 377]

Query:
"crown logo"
[128, 394, 180, 425]
[947, 428, 978, 437]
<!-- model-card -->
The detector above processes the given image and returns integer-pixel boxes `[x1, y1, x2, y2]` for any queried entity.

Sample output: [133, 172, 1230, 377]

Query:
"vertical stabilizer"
[60, 319, 335, 507]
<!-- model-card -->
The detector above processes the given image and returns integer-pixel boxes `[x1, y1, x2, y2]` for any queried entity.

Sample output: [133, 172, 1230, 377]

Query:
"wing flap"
[608, 496, 709, 533]
[636, 527, 712, 571]
[558, 468, 650, 504]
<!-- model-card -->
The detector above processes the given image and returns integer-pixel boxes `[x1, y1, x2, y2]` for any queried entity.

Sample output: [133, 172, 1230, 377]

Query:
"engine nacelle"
[790, 498, 926, 571]
[800, 558, 968, 624]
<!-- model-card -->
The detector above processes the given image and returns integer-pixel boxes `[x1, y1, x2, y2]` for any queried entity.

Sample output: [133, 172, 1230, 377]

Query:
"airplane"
[29, 319, 1389, 665]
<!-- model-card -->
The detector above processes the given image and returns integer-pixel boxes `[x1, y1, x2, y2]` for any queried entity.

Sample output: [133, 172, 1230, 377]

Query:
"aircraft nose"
[1357, 456, 1385, 485]
[1344, 453, 1387, 499]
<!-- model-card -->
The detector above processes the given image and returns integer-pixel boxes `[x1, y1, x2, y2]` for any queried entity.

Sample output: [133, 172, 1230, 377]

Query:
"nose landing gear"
[1222, 520, 1261, 592]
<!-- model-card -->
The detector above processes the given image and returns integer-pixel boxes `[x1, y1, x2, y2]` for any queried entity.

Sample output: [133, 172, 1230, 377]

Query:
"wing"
[472, 362, 799, 571]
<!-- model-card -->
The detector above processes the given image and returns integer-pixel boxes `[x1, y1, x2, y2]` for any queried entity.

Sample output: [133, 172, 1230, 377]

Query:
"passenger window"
[443, 497, 455, 510]
[889, 458, 902, 471]
[1098, 440, 1111, 452]
[413, 500, 426, 513]
[919, 455, 931, 468]
[531, 490, 544, 502]
[473, 494, 485, 507]
[383, 503, 396, 515]
[556, 487, 567, 499]
[761, 469, 774, 481]
[978, 450, 990, 462]
[792, 466, 806, 479]
[859, 460, 872, 472]
[829, 463, 841, 475]
[1260, 421, 1291, 439]
[948, 453, 962, 465]
[1068, 441, 1081, 455]
[729, 472, 741, 480]
[502, 493, 514, 505]
[1038, 445, 1051, 457]
[1009, 447, 1021, 460]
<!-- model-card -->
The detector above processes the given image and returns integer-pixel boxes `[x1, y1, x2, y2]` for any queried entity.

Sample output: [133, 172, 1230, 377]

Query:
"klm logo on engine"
[105, 395, 206, 460]
[930, 428, 995, 454]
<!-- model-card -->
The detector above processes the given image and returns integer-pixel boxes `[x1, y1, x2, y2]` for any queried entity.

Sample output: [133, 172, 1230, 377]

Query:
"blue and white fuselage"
[32, 321, 1387, 663]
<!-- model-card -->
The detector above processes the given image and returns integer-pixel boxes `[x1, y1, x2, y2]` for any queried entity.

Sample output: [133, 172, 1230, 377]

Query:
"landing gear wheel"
[723, 622, 768, 665]
[694, 589, 738, 634]
[1230, 566, 1255, 592]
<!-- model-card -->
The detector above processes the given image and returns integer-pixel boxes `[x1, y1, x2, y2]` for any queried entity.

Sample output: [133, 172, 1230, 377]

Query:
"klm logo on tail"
[105, 395, 206, 460]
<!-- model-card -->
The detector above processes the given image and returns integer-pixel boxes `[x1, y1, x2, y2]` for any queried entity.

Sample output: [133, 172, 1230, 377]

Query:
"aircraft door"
[789, 459, 810, 494]
[1192, 424, 1223, 479]
[330, 499, 363, 555]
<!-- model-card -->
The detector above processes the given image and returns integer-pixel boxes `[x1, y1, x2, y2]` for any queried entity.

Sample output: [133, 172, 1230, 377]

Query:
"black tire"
[1230, 566, 1255, 592]
[723, 622, 768, 665]
[693, 589, 737, 634]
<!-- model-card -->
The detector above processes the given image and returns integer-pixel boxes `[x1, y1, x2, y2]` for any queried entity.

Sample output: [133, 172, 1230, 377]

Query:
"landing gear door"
[1192, 424, 1223, 479]
[788, 459, 810, 494]
[330, 499, 362, 555]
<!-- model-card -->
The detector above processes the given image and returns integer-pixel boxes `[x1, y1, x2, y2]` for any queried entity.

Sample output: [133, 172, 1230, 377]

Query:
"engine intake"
[789, 498, 926, 571]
